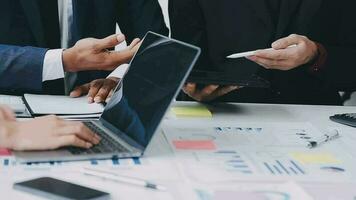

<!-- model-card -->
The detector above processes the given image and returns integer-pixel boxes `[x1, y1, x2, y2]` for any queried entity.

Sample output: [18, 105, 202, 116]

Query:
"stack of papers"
[23, 94, 104, 119]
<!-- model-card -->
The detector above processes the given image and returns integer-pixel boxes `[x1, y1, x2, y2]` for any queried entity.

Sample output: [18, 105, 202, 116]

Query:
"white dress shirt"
[42, 0, 127, 82]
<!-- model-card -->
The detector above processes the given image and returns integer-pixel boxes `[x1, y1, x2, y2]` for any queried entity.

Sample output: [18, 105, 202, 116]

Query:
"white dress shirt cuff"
[107, 64, 129, 79]
[42, 49, 65, 82]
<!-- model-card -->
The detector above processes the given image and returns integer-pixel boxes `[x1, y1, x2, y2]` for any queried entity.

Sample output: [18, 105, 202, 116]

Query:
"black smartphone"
[13, 177, 110, 200]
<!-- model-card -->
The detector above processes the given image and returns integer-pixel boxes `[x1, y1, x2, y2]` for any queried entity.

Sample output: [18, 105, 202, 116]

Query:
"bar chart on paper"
[0, 156, 143, 171]
[163, 122, 354, 182]
[212, 150, 254, 174]
[262, 159, 305, 176]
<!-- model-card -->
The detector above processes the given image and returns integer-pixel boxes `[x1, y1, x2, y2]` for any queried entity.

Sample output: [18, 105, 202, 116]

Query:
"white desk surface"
[1, 102, 356, 200]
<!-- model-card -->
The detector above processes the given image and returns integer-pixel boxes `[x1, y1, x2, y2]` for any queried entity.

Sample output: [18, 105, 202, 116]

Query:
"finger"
[70, 84, 90, 98]
[87, 80, 104, 103]
[200, 85, 219, 97]
[195, 85, 219, 101]
[94, 82, 116, 103]
[215, 86, 239, 97]
[249, 56, 291, 70]
[58, 135, 93, 149]
[272, 34, 300, 49]
[107, 88, 115, 99]
[59, 122, 100, 144]
[96, 34, 126, 50]
[108, 48, 138, 65]
[183, 83, 197, 95]
[254, 49, 291, 60]
[128, 38, 141, 49]
[0, 105, 16, 121]
[3, 106, 16, 121]
[0, 107, 5, 120]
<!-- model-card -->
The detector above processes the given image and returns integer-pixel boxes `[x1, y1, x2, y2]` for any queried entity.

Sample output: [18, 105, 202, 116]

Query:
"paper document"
[192, 181, 314, 200]
[162, 122, 354, 183]
[23, 94, 104, 116]
[0, 95, 31, 117]
[0, 95, 25, 112]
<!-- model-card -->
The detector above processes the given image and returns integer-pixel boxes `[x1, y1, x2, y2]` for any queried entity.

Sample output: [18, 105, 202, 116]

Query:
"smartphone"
[13, 177, 110, 200]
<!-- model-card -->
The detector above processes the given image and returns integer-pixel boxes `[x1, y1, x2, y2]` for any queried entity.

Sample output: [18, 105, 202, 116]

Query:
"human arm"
[0, 34, 140, 94]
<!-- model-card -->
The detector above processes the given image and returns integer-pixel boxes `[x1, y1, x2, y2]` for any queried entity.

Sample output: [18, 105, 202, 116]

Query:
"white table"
[1, 102, 356, 200]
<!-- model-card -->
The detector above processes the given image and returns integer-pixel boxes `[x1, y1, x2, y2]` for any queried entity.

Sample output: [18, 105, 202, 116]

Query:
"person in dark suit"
[169, 0, 356, 105]
[0, 0, 168, 97]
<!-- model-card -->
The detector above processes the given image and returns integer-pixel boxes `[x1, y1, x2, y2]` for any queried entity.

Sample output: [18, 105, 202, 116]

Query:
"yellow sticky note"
[171, 105, 212, 118]
[290, 152, 341, 164]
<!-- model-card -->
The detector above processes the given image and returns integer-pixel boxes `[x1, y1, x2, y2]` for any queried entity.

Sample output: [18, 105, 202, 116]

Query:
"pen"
[81, 167, 167, 191]
[227, 44, 297, 59]
[307, 129, 340, 148]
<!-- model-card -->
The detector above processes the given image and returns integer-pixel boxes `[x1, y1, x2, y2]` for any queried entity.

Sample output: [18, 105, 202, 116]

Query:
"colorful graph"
[262, 160, 306, 176]
[216, 151, 254, 174]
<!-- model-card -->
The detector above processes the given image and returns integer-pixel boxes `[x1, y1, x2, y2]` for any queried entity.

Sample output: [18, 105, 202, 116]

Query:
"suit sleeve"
[0, 44, 46, 93]
[169, 0, 217, 72]
[116, 0, 169, 42]
[310, 1, 356, 91]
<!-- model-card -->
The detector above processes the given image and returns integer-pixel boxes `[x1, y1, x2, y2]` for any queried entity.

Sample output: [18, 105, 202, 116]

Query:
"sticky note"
[173, 140, 216, 150]
[171, 105, 212, 118]
[290, 152, 341, 164]
[0, 148, 12, 156]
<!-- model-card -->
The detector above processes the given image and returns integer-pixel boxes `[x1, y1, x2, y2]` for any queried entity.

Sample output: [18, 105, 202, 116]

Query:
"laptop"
[14, 32, 201, 163]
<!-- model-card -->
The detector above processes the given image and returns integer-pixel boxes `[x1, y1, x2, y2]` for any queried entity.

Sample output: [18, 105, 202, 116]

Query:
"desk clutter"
[2, 101, 356, 199]
[163, 122, 352, 183]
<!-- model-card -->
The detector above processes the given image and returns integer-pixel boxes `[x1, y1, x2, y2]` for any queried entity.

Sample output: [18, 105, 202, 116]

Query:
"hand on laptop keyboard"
[0, 114, 101, 151]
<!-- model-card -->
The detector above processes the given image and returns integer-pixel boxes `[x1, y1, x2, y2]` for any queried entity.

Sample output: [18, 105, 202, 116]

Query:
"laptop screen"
[100, 32, 200, 149]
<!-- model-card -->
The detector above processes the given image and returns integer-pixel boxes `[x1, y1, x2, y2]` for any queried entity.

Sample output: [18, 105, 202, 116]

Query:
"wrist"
[62, 48, 79, 72]
[310, 41, 319, 62]
[309, 42, 328, 73]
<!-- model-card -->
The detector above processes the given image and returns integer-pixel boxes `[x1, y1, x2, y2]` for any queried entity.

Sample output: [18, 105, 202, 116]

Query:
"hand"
[247, 34, 318, 71]
[70, 77, 119, 103]
[63, 34, 141, 72]
[0, 105, 16, 121]
[183, 83, 239, 102]
[3, 115, 101, 151]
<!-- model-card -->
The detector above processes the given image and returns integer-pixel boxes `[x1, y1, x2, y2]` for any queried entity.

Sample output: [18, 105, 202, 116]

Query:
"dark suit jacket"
[169, 0, 356, 105]
[0, 0, 168, 95]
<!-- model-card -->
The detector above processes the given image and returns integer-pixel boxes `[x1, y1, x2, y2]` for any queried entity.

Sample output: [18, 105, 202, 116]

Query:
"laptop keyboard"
[66, 122, 129, 155]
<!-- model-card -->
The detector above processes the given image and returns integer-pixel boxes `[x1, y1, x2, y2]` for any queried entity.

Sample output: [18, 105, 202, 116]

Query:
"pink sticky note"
[0, 148, 12, 156]
[173, 140, 216, 150]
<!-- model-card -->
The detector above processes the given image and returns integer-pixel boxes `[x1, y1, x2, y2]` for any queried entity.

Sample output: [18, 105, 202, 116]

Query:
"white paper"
[163, 122, 354, 183]
[192, 181, 314, 200]
[24, 94, 104, 115]
[0, 95, 26, 113]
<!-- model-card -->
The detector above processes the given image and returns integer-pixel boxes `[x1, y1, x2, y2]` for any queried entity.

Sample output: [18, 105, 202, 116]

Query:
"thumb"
[272, 34, 299, 50]
[95, 34, 126, 50]
[70, 84, 90, 98]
